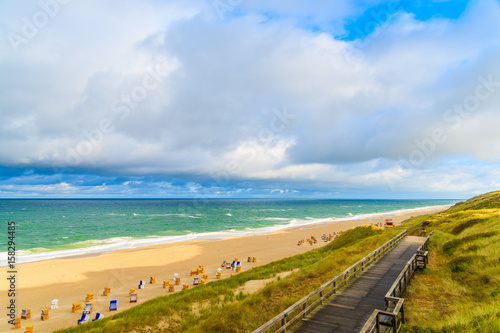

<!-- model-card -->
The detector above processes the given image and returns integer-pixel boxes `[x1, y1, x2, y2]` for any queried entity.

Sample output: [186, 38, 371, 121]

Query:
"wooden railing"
[359, 234, 431, 333]
[252, 230, 408, 333]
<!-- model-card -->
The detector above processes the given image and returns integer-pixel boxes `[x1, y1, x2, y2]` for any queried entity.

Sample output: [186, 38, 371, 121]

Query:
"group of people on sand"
[297, 231, 342, 246]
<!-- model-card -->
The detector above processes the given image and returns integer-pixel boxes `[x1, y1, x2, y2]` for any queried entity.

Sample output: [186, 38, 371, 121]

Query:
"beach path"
[293, 236, 426, 333]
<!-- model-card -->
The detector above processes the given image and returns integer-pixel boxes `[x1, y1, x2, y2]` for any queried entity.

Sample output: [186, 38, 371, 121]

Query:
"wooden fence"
[359, 233, 431, 333]
[252, 230, 408, 333]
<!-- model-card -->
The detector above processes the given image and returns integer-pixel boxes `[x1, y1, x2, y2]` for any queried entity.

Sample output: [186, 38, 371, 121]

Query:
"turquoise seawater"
[0, 199, 457, 265]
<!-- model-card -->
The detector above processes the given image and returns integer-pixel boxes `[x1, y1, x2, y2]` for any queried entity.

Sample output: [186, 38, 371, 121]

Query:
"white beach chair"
[77, 312, 90, 325]
[92, 312, 104, 321]
[84, 302, 93, 314]
[138, 280, 145, 289]
[51, 299, 58, 309]
[130, 293, 138, 303]
[109, 300, 117, 311]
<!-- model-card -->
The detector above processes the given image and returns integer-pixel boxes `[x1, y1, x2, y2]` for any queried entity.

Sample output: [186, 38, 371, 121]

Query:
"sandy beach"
[1, 206, 447, 333]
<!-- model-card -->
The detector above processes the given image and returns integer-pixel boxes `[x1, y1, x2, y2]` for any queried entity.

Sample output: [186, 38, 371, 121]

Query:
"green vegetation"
[54, 225, 400, 333]
[400, 190, 500, 333]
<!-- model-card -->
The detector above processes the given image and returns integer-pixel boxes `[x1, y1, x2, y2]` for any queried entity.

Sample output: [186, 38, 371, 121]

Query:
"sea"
[0, 199, 458, 266]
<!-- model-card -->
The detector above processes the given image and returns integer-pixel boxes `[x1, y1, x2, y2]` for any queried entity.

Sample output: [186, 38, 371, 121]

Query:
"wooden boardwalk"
[294, 236, 426, 333]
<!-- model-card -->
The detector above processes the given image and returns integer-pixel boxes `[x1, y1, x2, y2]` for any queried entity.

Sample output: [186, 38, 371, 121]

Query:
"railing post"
[320, 290, 324, 304]
[407, 267, 410, 286]
[302, 303, 307, 318]
[333, 281, 336, 294]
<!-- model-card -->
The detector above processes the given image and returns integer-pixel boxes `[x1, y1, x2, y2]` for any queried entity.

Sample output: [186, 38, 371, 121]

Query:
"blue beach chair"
[77, 312, 90, 325]
[138, 280, 145, 289]
[109, 300, 117, 311]
[92, 312, 104, 321]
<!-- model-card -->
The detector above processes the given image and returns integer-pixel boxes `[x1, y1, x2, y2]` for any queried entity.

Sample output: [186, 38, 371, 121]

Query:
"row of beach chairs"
[16, 256, 256, 331]
[297, 232, 342, 246]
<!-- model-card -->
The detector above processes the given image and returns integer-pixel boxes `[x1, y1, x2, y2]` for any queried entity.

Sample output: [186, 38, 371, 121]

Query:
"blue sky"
[0, 0, 499, 199]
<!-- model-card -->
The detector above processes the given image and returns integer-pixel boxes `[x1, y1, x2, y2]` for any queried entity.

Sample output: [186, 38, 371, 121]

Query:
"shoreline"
[0, 205, 448, 333]
[0, 204, 451, 267]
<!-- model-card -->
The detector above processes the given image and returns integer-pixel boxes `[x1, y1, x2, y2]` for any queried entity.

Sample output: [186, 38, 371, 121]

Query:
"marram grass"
[401, 191, 500, 333]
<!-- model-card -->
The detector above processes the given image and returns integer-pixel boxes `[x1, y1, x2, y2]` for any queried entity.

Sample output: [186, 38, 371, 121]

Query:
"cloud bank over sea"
[1, 0, 500, 198]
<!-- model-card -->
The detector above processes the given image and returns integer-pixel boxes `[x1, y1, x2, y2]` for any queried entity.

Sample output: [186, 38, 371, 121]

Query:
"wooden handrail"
[252, 230, 408, 333]
[359, 234, 431, 333]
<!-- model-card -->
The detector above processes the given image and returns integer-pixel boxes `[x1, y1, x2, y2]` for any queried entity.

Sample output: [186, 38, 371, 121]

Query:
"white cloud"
[0, 0, 499, 197]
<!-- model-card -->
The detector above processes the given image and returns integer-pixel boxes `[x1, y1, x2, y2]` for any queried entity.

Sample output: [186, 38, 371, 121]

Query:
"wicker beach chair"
[72, 302, 81, 313]
[21, 309, 31, 319]
[85, 292, 94, 302]
[109, 300, 117, 311]
[41, 309, 49, 320]
[84, 302, 93, 314]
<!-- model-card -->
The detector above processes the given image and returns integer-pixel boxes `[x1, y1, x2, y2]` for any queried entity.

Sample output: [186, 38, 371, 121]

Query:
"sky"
[0, 0, 499, 199]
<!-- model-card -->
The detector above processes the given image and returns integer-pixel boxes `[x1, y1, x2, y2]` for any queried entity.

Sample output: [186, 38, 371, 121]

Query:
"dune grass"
[399, 191, 500, 332]
[54, 225, 400, 333]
